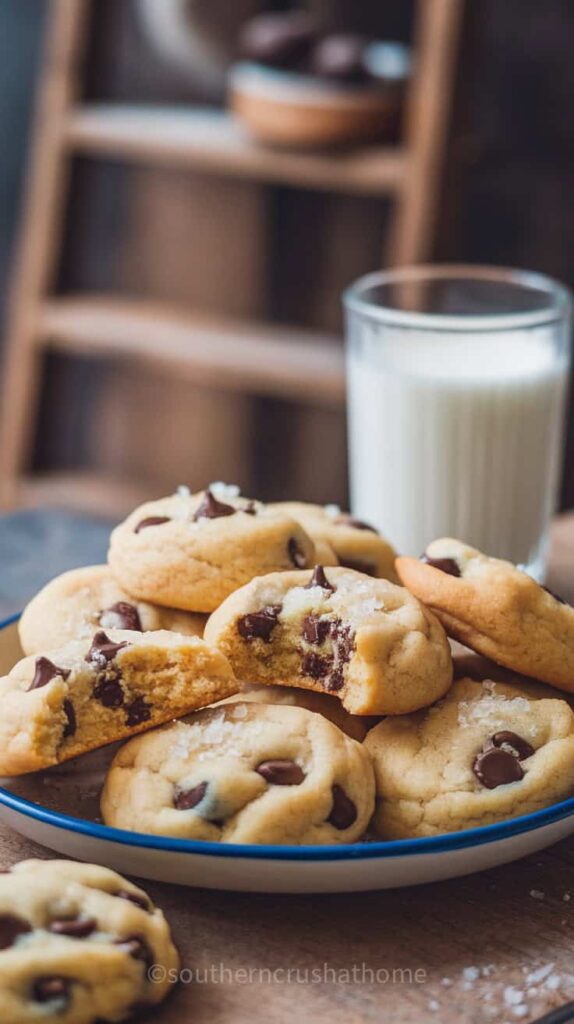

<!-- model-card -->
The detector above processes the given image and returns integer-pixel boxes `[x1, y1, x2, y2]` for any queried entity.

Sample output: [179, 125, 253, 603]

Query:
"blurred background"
[0, 0, 572, 519]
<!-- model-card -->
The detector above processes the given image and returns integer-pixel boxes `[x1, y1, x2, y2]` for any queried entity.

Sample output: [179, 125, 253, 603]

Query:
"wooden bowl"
[228, 58, 404, 149]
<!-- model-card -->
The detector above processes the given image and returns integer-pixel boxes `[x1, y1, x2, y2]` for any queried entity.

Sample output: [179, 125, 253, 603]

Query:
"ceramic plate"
[0, 613, 573, 893]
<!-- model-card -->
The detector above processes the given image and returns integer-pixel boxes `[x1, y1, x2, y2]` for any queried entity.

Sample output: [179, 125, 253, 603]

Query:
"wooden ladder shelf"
[0, 0, 464, 515]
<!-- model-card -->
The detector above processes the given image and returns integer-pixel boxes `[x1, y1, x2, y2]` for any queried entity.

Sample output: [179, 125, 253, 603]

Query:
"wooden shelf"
[63, 105, 408, 197]
[37, 296, 345, 406]
[18, 470, 152, 519]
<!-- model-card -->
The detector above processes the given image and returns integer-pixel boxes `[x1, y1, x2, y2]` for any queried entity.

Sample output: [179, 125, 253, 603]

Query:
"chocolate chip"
[301, 651, 331, 679]
[305, 565, 334, 593]
[193, 489, 235, 521]
[489, 731, 535, 761]
[134, 516, 170, 534]
[256, 760, 305, 786]
[99, 601, 142, 632]
[335, 514, 378, 534]
[115, 890, 150, 912]
[238, 605, 281, 642]
[302, 614, 330, 646]
[115, 934, 154, 971]
[125, 696, 152, 727]
[327, 785, 357, 830]
[32, 977, 71, 1006]
[93, 675, 124, 709]
[48, 917, 96, 938]
[338, 557, 376, 577]
[243, 500, 257, 515]
[311, 33, 369, 83]
[0, 913, 31, 949]
[473, 747, 524, 789]
[174, 781, 208, 811]
[288, 537, 307, 568]
[421, 555, 461, 577]
[28, 657, 70, 691]
[543, 585, 569, 606]
[86, 631, 130, 667]
[62, 698, 76, 738]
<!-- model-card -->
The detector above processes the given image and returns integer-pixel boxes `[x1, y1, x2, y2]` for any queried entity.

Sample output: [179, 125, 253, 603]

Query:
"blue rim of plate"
[0, 612, 573, 862]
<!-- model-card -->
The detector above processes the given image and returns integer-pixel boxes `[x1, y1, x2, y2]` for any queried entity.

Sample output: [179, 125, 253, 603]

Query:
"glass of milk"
[343, 265, 572, 580]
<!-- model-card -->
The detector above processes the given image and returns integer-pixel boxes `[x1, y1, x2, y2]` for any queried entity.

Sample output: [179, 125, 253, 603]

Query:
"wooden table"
[1, 510, 573, 1024]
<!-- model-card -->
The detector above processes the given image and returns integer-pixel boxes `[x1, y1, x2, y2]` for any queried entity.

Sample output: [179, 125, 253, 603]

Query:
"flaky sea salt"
[462, 967, 480, 983]
[209, 481, 241, 500]
[176, 484, 191, 497]
[526, 964, 555, 985]
[529, 889, 545, 901]
[324, 503, 341, 518]
[503, 987, 524, 1007]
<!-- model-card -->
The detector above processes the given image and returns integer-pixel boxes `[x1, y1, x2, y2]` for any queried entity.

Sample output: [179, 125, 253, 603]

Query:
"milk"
[346, 326, 569, 576]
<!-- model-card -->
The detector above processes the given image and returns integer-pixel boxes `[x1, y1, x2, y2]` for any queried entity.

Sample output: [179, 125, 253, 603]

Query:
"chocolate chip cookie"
[0, 629, 237, 775]
[217, 683, 377, 741]
[366, 677, 574, 838]
[0, 859, 178, 1023]
[396, 538, 574, 692]
[269, 501, 398, 581]
[19, 565, 207, 656]
[204, 565, 452, 715]
[101, 702, 375, 844]
[108, 484, 315, 613]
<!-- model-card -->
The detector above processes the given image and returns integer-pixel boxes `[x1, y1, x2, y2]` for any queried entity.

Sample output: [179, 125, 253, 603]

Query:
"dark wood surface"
[0, 510, 573, 1024]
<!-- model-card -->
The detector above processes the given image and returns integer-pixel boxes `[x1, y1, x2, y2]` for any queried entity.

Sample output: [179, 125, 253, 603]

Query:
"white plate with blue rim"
[0, 612, 573, 893]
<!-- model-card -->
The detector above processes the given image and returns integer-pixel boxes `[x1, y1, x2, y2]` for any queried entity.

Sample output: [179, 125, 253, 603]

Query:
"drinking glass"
[343, 265, 572, 580]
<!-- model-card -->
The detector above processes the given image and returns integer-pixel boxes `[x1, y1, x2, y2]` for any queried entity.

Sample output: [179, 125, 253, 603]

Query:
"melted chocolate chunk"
[338, 557, 376, 577]
[327, 785, 357, 830]
[116, 890, 150, 912]
[421, 554, 461, 577]
[238, 605, 281, 642]
[99, 601, 142, 632]
[302, 614, 330, 646]
[93, 675, 124, 709]
[331, 619, 355, 662]
[0, 913, 31, 949]
[134, 516, 170, 534]
[305, 565, 335, 593]
[288, 537, 307, 568]
[301, 651, 331, 679]
[49, 917, 96, 939]
[32, 977, 71, 1006]
[335, 514, 378, 534]
[62, 698, 76, 739]
[28, 657, 70, 691]
[174, 780, 208, 811]
[256, 760, 305, 786]
[543, 585, 568, 606]
[125, 696, 152, 727]
[242, 500, 257, 515]
[489, 730, 535, 761]
[115, 934, 154, 971]
[327, 667, 345, 692]
[193, 489, 236, 521]
[86, 631, 130, 666]
[473, 747, 524, 789]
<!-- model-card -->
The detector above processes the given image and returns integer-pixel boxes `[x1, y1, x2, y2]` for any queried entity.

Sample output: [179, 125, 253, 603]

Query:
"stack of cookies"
[3, 483, 574, 844]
